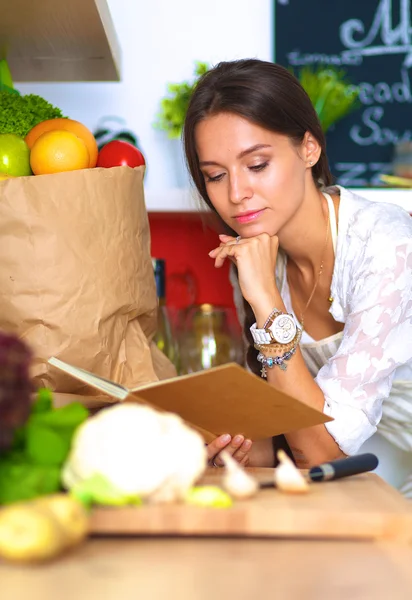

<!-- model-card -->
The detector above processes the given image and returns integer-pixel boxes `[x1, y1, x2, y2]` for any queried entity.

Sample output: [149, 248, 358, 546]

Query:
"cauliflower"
[62, 404, 207, 504]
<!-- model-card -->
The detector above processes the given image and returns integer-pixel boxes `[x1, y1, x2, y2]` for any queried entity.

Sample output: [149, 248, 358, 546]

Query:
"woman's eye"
[249, 162, 268, 172]
[206, 173, 225, 183]
[205, 162, 268, 182]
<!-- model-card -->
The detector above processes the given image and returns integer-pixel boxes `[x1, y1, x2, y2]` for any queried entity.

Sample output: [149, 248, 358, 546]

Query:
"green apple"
[0, 134, 31, 176]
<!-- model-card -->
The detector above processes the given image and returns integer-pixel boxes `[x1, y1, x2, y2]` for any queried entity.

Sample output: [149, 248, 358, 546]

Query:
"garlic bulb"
[220, 451, 258, 499]
[274, 450, 310, 494]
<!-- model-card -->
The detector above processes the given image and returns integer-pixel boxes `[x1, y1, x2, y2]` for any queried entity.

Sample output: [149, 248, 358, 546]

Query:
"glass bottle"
[152, 258, 179, 369]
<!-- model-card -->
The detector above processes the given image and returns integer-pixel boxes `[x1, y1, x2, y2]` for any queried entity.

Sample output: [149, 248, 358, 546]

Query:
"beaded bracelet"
[256, 327, 301, 378]
[254, 328, 302, 355]
[257, 344, 298, 377]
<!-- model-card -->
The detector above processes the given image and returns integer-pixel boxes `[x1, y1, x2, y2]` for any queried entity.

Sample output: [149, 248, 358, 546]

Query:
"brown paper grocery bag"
[0, 165, 175, 393]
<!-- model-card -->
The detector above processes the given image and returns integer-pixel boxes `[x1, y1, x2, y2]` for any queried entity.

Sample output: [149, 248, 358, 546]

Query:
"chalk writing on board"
[340, 0, 412, 67]
[276, 0, 412, 185]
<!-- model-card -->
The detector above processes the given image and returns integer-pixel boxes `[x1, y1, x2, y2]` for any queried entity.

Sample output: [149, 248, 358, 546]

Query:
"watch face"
[271, 314, 296, 344]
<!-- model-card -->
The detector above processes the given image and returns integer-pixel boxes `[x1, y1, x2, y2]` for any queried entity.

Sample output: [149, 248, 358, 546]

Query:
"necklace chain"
[299, 200, 330, 331]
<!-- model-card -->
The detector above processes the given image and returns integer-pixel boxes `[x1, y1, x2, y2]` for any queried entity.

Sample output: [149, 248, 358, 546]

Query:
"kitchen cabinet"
[145, 188, 412, 213]
[1, 0, 120, 82]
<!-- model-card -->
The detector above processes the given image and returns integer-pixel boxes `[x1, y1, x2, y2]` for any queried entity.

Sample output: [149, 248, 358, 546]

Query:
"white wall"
[16, 0, 273, 191]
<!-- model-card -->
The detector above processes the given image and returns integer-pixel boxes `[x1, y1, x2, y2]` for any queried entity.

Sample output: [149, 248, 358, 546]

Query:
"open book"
[49, 357, 332, 442]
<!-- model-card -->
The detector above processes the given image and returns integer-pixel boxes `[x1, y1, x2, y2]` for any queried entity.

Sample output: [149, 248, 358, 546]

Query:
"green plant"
[0, 387, 89, 504]
[295, 66, 360, 133]
[154, 61, 209, 139]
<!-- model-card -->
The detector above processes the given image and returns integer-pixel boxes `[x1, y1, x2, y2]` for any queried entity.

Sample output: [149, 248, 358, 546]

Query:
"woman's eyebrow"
[199, 144, 272, 167]
[237, 143, 272, 159]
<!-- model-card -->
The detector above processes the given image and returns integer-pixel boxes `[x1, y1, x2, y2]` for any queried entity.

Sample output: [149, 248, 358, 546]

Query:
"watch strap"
[250, 311, 298, 345]
[250, 323, 273, 344]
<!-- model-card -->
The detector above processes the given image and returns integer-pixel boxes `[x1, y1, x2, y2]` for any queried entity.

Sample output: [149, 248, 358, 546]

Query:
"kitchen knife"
[259, 453, 379, 489]
[308, 453, 379, 482]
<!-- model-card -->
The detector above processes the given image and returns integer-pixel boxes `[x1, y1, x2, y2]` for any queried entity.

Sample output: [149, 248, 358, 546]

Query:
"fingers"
[219, 234, 236, 242]
[233, 438, 253, 464]
[209, 237, 242, 268]
[218, 234, 243, 246]
[212, 435, 252, 467]
[238, 452, 251, 467]
[208, 232, 279, 271]
[270, 234, 279, 257]
[206, 434, 231, 461]
[208, 244, 236, 268]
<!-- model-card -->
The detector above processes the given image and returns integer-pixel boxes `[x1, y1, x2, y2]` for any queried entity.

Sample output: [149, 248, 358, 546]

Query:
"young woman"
[183, 58, 412, 494]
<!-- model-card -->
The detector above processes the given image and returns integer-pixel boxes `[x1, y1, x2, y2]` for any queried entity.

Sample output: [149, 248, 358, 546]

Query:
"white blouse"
[319, 186, 412, 455]
[231, 186, 412, 457]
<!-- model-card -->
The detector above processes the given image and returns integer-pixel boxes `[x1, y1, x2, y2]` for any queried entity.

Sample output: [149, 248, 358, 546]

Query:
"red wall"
[149, 212, 235, 310]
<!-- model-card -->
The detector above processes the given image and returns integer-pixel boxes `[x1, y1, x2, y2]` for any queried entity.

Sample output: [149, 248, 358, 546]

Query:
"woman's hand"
[208, 233, 279, 322]
[207, 433, 253, 467]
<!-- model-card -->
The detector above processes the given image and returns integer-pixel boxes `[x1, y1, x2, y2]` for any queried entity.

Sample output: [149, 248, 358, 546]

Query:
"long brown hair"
[183, 58, 334, 375]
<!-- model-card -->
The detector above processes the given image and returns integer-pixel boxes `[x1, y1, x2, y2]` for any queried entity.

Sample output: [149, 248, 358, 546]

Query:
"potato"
[34, 494, 89, 547]
[0, 504, 65, 563]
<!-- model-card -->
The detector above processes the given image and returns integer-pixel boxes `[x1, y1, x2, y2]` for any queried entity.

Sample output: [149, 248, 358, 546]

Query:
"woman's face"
[195, 112, 316, 238]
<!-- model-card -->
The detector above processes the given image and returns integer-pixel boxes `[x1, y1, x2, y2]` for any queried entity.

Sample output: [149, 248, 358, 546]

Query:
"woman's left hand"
[207, 434, 253, 468]
[208, 233, 279, 320]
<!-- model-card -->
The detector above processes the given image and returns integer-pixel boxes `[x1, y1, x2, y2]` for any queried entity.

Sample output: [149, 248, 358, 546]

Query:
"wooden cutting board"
[90, 468, 412, 542]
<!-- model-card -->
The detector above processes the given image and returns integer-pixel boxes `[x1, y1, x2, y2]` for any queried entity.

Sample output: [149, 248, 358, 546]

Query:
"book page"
[48, 357, 130, 400]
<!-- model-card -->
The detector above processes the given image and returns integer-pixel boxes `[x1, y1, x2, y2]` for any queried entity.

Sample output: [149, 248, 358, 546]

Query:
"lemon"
[30, 130, 90, 175]
[26, 118, 98, 168]
[185, 486, 233, 508]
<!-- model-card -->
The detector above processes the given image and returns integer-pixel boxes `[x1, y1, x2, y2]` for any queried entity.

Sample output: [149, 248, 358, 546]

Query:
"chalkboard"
[274, 0, 412, 187]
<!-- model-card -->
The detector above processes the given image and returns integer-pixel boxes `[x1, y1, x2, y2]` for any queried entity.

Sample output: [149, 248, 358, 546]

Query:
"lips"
[234, 208, 266, 224]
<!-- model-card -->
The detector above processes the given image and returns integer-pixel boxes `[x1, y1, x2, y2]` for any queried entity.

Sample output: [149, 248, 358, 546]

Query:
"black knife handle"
[309, 453, 379, 482]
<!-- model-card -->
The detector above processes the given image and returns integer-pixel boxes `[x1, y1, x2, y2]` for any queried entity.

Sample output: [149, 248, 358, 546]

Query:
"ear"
[302, 131, 321, 168]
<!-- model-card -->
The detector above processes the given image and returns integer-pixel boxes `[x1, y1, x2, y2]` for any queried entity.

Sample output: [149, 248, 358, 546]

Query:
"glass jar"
[176, 303, 244, 374]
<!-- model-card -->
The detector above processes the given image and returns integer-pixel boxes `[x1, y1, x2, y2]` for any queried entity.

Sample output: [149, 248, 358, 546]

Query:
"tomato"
[96, 140, 146, 168]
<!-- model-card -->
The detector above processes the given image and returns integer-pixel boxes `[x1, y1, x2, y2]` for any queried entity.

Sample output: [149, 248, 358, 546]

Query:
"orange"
[25, 118, 98, 168]
[30, 130, 90, 175]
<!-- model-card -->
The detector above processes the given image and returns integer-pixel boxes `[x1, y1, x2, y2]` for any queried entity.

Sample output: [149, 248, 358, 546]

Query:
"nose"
[228, 171, 253, 205]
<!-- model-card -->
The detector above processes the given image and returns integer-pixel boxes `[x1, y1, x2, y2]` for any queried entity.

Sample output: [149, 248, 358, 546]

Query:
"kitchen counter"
[2, 469, 412, 598]
[2, 537, 412, 599]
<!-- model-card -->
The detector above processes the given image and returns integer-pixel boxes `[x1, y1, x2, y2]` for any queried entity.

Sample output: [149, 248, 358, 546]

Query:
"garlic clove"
[220, 451, 259, 499]
[274, 450, 310, 494]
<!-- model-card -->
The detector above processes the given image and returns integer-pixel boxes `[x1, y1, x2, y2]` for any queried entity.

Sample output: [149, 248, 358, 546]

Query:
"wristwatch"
[250, 311, 297, 345]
